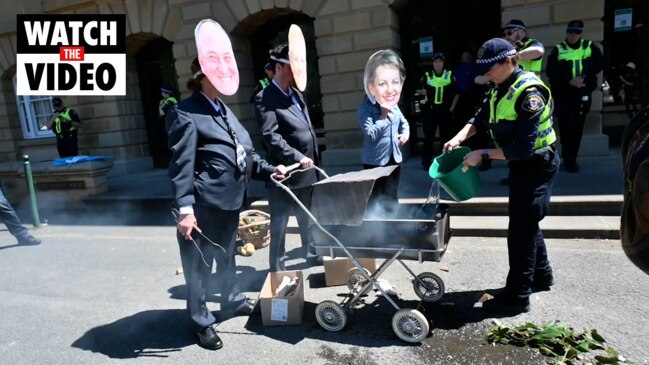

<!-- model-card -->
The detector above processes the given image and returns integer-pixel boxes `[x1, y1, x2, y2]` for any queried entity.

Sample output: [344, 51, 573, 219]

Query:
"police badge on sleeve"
[522, 94, 545, 112]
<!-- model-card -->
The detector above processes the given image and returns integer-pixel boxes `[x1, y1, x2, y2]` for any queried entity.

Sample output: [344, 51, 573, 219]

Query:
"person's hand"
[274, 164, 287, 180]
[299, 157, 313, 168]
[443, 137, 462, 152]
[397, 134, 409, 146]
[177, 214, 197, 241]
[514, 41, 525, 52]
[379, 104, 392, 119]
[462, 150, 482, 167]
[569, 76, 586, 88]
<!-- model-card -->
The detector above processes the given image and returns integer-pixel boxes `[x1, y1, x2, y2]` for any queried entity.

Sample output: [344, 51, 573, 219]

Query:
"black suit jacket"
[167, 92, 275, 211]
[254, 82, 319, 189]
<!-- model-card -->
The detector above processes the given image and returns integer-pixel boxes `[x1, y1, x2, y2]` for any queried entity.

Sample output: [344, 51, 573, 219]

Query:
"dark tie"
[222, 115, 247, 174]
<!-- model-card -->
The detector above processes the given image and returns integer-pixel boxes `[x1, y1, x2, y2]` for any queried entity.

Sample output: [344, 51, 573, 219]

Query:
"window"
[12, 76, 55, 139]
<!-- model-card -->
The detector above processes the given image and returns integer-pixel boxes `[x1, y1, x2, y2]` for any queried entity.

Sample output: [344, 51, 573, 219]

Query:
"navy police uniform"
[419, 53, 458, 169]
[472, 38, 560, 312]
[546, 20, 604, 172]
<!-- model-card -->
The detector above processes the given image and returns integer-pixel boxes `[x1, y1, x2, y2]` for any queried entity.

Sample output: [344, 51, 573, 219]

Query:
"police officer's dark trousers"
[555, 90, 591, 167]
[505, 148, 560, 302]
[56, 132, 79, 158]
[177, 204, 239, 331]
[421, 108, 453, 168]
[268, 185, 316, 271]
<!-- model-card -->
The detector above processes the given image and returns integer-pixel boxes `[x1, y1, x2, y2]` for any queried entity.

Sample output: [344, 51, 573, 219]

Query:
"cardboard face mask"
[195, 20, 240, 96]
[288, 24, 307, 92]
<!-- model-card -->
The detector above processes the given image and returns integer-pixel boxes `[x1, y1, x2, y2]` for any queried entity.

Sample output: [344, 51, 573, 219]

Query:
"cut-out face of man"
[288, 25, 307, 91]
[195, 20, 239, 96]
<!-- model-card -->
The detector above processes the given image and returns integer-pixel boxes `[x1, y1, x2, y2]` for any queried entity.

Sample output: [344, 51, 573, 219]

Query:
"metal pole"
[22, 155, 41, 228]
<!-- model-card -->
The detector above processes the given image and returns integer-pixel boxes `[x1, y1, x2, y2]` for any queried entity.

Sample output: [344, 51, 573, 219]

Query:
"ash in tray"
[274, 276, 299, 297]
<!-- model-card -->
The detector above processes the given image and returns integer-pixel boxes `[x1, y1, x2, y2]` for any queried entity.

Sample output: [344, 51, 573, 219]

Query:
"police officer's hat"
[566, 20, 584, 34]
[475, 38, 517, 75]
[432, 52, 445, 62]
[51, 97, 63, 108]
[503, 19, 526, 31]
[160, 85, 175, 94]
[264, 61, 273, 71]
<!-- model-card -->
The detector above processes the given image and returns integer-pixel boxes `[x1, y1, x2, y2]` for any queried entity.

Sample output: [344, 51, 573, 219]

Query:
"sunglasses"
[503, 29, 518, 36]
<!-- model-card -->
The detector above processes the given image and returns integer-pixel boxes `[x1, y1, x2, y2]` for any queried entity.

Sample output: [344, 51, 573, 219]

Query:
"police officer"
[249, 61, 275, 103]
[159, 85, 177, 117]
[444, 38, 559, 314]
[417, 52, 459, 169]
[499, 19, 546, 184]
[546, 20, 604, 173]
[47, 97, 81, 158]
[503, 19, 544, 74]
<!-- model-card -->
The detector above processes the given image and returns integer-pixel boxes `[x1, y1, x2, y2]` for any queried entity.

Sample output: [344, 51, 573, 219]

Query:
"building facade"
[0, 0, 610, 178]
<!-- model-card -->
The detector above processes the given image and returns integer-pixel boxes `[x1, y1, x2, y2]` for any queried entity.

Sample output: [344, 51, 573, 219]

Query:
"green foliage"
[486, 320, 629, 365]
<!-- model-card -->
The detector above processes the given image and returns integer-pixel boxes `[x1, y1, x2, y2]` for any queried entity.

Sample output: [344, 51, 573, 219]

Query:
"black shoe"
[482, 294, 530, 314]
[196, 324, 223, 350]
[564, 163, 580, 173]
[499, 177, 510, 186]
[223, 298, 256, 316]
[17, 235, 41, 246]
[532, 277, 554, 292]
[306, 255, 322, 266]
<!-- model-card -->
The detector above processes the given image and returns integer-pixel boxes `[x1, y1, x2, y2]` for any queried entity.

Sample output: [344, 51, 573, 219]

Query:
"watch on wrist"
[482, 148, 489, 160]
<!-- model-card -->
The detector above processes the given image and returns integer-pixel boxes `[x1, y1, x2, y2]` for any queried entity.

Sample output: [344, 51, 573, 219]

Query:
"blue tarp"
[53, 155, 113, 167]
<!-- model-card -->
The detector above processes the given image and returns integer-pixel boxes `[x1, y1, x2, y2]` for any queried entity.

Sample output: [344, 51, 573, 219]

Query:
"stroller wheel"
[346, 268, 372, 295]
[315, 300, 347, 332]
[392, 309, 430, 343]
[413, 272, 445, 302]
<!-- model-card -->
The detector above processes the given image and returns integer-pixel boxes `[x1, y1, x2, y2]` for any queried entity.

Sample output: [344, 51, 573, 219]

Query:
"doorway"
[135, 38, 179, 168]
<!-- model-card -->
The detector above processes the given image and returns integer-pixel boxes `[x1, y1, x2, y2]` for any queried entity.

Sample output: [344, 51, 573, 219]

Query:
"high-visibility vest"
[425, 70, 452, 104]
[556, 39, 593, 79]
[519, 38, 543, 73]
[259, 78, 270, 89]
[54, 108, 77, 134]
[489, 72, 556, 149]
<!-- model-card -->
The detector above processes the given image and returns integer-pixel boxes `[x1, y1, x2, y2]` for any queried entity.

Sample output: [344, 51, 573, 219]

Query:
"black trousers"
[177, 205, 240, 332]
[268, 185, 316, 272]
[0, 187, 28, 238]
[363, 156, 401, 213]
[56, 133, 79, 158]
[504, 149, 560, 302]
[555, 91, 592, 166]
[421, 108, 454, 168]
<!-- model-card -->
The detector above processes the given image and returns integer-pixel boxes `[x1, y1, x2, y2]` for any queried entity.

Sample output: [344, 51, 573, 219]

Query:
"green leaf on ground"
[486, 320, 628, 364]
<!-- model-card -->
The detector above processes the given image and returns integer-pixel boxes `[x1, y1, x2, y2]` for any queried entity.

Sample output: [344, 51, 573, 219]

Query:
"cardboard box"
[259, 270, 305, 326]
[323, 256, 378, 287]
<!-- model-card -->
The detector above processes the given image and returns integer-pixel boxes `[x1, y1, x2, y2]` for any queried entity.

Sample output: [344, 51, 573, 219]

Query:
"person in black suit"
[254, 43, 320, 272]
[167, 55, 286, 350]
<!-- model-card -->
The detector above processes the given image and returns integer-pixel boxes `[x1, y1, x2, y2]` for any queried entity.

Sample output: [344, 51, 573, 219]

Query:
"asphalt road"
[1, 225, 647, 364]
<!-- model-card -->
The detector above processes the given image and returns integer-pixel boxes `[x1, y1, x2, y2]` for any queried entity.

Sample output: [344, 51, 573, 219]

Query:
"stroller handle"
[270, 164, 328, 185]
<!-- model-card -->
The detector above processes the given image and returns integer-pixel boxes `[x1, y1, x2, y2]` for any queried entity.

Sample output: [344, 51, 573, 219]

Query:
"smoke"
[15, 195, 176, 226]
